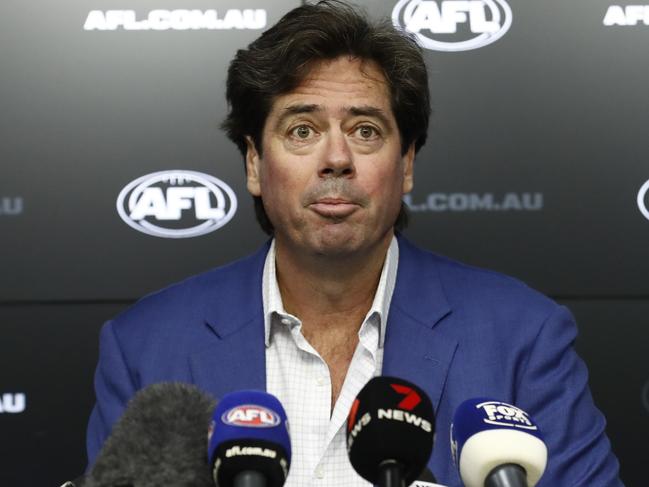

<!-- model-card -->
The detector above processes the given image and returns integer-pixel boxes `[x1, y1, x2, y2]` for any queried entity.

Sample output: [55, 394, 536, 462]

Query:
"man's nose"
[318, 130, 355, 178]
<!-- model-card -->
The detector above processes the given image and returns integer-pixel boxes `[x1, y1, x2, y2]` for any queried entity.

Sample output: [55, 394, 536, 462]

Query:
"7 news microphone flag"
[346, 376, 436, 487]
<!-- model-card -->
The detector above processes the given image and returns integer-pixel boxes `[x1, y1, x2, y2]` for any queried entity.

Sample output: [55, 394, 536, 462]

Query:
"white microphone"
[450, 398, 547, 487]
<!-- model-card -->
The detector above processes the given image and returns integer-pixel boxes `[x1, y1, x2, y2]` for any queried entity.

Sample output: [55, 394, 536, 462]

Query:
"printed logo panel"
[404, 192, 543, 212]
[392, 0, 513, 51]
[84, 9, 267, 31]
[603, 5, 649, 26]
[116, 170, 237, 238]
[638, 179, 649, 221]
[0, 197, 23, 217]
[0, 393, 26, 414]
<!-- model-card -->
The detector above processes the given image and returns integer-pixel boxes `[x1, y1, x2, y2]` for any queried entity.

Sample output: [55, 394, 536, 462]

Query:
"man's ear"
[401, 143, 415, 194]
[245, 136, 261, 197]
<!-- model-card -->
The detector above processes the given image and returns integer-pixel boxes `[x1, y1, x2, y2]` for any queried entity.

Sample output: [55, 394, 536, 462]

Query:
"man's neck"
[273, 232, 393, 334]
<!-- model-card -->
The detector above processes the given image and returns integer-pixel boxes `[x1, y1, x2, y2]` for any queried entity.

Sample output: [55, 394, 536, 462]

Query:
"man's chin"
[276, 221, 390, 258]
[304, 227, 377, 258]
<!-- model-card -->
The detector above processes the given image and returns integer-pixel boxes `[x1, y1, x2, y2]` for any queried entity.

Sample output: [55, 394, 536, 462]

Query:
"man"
[86, 2, 623, 485]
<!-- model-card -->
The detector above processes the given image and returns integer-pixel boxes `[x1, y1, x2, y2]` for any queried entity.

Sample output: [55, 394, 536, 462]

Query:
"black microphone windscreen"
[346, 376, 435, 485]
[86, 382, 216, 487]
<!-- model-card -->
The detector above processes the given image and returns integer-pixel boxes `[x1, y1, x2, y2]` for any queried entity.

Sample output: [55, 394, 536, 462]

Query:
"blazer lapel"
[383, 236, 458, 413]
[185, 236, 458, 409]
[189, 242, 270, 400]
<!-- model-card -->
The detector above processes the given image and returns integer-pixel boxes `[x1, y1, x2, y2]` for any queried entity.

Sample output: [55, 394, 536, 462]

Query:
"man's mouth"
[309, 197, 360, 218]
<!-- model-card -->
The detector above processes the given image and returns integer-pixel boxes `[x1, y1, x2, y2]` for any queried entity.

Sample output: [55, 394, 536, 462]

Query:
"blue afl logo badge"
[222, 405, 281, 427]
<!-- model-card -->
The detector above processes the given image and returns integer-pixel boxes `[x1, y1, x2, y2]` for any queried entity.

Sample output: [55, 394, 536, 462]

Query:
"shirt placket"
[287, 321, 333, 482]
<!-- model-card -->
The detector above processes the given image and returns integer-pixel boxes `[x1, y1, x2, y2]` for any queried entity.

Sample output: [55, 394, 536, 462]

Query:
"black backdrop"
[1, 0, 647, 485]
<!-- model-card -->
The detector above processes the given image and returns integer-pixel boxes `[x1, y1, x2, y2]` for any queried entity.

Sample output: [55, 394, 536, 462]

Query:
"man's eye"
[291, 125, 313, 139]
[357, 125, 377, 139]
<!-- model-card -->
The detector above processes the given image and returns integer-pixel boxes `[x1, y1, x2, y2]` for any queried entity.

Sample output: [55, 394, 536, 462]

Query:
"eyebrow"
[348, 105, 392, 129]
[275, 103, 392, 130]
[274, 104, 322, 129]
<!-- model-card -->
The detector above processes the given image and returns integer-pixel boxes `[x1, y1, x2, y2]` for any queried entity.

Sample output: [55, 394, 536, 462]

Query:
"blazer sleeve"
[516, 304, 623, 487]
[85, 320, 137, 468]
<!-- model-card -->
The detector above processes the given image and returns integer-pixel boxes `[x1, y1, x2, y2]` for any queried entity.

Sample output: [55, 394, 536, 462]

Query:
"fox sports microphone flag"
[451, 398, 548, 487]
[208, 390, 291, 487]
[346, 376, 435, 485]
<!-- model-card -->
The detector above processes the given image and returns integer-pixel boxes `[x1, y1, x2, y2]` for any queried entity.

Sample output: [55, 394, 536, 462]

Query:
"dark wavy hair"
[222, 0, 431, 234]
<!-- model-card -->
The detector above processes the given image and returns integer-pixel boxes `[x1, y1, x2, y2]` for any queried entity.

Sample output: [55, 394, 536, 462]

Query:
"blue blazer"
[86, 236, 622, 486]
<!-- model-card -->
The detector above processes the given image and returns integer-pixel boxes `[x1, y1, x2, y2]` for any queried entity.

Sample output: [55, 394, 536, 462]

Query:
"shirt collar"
[262, 235, 399, 348]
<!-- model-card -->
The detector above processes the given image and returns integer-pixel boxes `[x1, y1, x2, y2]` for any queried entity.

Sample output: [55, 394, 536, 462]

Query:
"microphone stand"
[233, 470, 267, 487]
[377, 459, 405, 487]
[485, 464, 528, 487]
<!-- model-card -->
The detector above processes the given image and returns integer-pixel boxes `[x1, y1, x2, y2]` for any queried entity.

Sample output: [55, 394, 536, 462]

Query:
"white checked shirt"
[263, 236, 399, 487]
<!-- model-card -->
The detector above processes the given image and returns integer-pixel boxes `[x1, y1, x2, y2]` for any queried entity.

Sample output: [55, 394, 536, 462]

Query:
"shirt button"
[315, 465, 325, 479]
[316, 376, 326, 386]
[281, 318, 291, 325]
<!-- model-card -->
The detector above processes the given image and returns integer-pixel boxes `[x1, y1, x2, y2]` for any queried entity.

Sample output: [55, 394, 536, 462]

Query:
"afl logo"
[116, 170, 237, 238]
[638, 179, 649, 221]
[392, 0, 513, 52]
[222, 405, 281, 428]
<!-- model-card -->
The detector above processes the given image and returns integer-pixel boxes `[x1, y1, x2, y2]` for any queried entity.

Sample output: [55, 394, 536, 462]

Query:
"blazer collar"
[383, 235, 457, 413]
[190, 235, 458, 409]
[190, 241, 271, 399]
[198, 236, 451, 338]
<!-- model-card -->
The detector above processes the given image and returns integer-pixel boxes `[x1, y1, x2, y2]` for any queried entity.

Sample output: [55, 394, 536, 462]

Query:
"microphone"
[450, 398, 548, 487]
[85, 382, 216, 487]
[207, 390, 291, 487]
[346, 376, 435, 487]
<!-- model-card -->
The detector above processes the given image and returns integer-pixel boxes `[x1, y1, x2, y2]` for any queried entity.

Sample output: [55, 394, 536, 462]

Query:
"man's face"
[245, 56, 414, 257]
